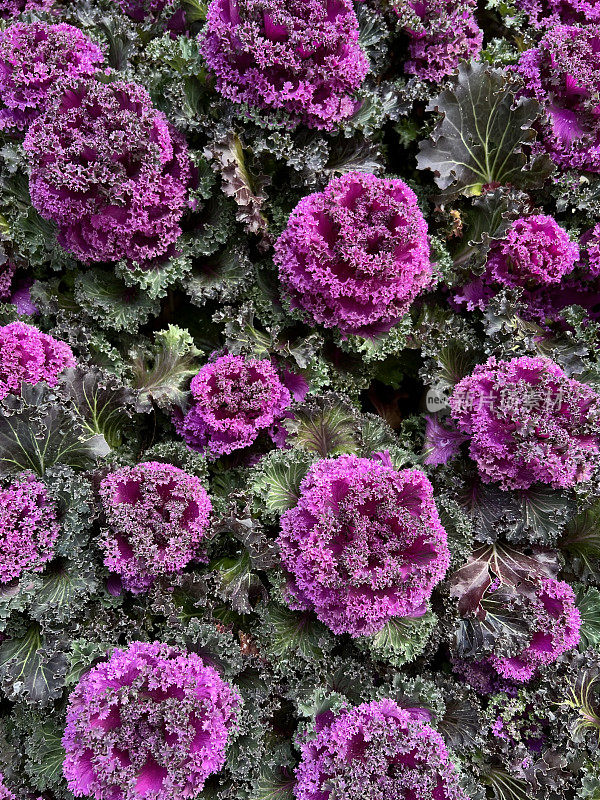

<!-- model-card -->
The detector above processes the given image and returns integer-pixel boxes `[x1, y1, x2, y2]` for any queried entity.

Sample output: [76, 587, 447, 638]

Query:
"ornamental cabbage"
[278, 454, 450, 637]
[62, 641, 239, 800]
[294, 699, 467, 800]
[486, 215, 579, 289]
[399, 0, 483, 83]
[199, 0, 369, 129]
[0, 22, 104, 132]
[449, 356, 600, 490]
[513, 0, 600, 27]
[487, 577, 581, 682]
[23, 78, 191, 265]
[516, 25, 600, 173]
[274, 172, 432, 337]
[99, 461, 212, 593]
[0, 0, 53, 18]
[0, 475, 59, 584]
[175, 354, 291, 458]
[0, 321, 75, 400]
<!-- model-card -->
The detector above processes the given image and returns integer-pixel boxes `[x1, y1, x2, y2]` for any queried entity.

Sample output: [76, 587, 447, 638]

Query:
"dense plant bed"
[0, 1, 599, 799]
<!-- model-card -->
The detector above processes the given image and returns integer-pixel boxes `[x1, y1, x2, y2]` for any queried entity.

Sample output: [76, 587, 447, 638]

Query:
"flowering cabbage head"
[294, 699, 467, 800]
[23, 78, 191, 265]
[400, 0, 483, 83]
[278, 454, 450, 637]
[0, 0, 53, 18]
[488, 577, 581, 682]
[514, 0, 600, 27]
[175, 355, 291, 458]
[0, 775, 17, 800]
[0, 475, 59, 584]
[449, 356, 600, 490]
[274, 172, 432, 337]
[199, 0, 369, 129]
[516, 25, 600, 172]
[0, 321, 75, 400]
[0, 22, 104, 132]
[99, 461, 212, 593]
[487, 215, 579, 289]
[62, 641, 239, 800]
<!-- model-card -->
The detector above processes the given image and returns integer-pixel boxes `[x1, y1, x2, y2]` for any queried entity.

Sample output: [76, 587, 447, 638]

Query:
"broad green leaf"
[132, 325, 201, 411]
[261, 605, 325, 660]
[560, 503, 600, 578]
[251, 451, 312, 515]
[358, 612, 437, 666]
[74, 269, 159, 332]
[211, 552, 266, 614]
[576, 585, 600, 651]
[284, 394, 360, 457]
[417, 60, 553, 197]
[0, 384, 110, 476]
[23, 720, 65, 790]
[0, 625, 68, 704]
[252, 767, 296, 800]
[30, 562, 95, 623]
[62, 367, 134, 450]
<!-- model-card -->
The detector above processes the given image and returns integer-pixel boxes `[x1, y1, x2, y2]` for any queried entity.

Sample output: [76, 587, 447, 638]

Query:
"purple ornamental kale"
[23, 78, 191, 265]
[515, 25, 600, 173]
[449, 356, 600, 490]
[199, 0, 369, 129]
[399, 0, 483, 83]
[488, 577, 581, 682]
[274, 172, 432, 337]
[487, 215, 579, 289]
[294, 699, 467, 800]
[452, 215, 580, 321]
[99, 462, 212, 593]
[175, 354, 291, 458]
[278, 454, 450, 638]
[0, 321, 75, 400]
[0, 475, 59, 584]
[513, 0, 600, 27]
[0, 22, 104, 132]
[62, 641, 239, 800]
[0, 0, 53, 18]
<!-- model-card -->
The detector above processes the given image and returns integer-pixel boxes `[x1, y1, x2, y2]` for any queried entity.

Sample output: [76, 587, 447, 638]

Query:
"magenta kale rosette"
[278, 454, 450, 637]
[99, 461, 212, 593]
[62, 641, 239, 800]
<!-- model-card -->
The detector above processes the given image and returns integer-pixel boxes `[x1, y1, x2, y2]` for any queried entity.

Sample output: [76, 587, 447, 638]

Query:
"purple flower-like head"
[99, 462, 212, 593]
[513, 0, 600, 27]
[274, 172, 432, 337]
[400, 0, 483, 83]
[23, 78, 191, 265]
[489, 577, 581, 682]
[175, 355, 291, 458]
[100, 461, 212, 593]
[515, 25, 600, 173]
[278, 455, 450, 637]
[0, 474, 59, 584]
[0, 321, 75, 400]
[294, 699, 467, 800]
[62, 641, 239, 800]
[449, 356, 600, 490]
[0, 22, 104, 132]
[0, 0, 53, 18]
[199, 0, 369, 129]
[486, 215, 579, 289]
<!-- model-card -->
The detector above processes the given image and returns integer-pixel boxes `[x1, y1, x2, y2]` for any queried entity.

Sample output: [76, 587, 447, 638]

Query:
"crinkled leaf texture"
[417, 60, 553, 197]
